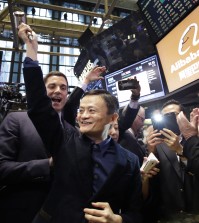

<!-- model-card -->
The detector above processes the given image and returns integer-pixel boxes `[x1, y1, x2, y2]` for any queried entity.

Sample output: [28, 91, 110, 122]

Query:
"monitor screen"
[156, 6, 199, 93]
[104, 55, 165, 108]
[137, 0, 199, 43]
[86, 12, 155, 74]
[85, 79, 104, 92]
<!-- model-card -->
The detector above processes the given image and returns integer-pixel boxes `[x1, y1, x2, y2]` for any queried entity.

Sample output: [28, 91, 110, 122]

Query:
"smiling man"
[44, 71, 68, 113]
[0, 33, 105, 223]
[19, 23, 143, 223]
[77, 91, 118, 143]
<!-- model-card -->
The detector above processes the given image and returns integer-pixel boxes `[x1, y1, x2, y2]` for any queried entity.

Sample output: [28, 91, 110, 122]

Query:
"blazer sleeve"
[23, 66, 64, 157]
[183, 135, 199, 177]
[118, 104, 139, 140]
[63, 87, 84, 127]
[0, 113, 50, 185]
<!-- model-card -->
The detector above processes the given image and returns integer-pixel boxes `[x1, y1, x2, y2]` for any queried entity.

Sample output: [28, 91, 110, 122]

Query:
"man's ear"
[111, 113, 119, 122]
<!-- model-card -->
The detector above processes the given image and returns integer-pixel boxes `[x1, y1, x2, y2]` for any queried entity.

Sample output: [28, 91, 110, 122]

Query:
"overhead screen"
[137, 0, 199, 43]
[156, 6, 199, 93]
[74, 11, 156, 79]
[104, 55, 165, 108]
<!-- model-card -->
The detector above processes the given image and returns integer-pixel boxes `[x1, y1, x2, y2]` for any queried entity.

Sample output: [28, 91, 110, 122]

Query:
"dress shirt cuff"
[129, 100, 139, 109]
[77, 82, 88, 92]
[24, 57, 39, 68]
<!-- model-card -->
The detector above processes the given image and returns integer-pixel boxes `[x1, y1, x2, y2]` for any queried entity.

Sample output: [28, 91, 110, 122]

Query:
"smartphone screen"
[118, 79, 139, 90]
[152, 112, 180, 135]
[163, 112, 180, 135]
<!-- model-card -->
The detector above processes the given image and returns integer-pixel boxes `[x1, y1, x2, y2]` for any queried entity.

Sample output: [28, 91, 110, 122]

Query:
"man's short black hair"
[82, 89, 119, 115]
[43, 71, 68, 90]
[161, 99, 185, 113]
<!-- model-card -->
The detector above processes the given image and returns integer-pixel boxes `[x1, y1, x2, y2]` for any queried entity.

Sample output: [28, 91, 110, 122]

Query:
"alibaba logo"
[178, 23, 199, 56]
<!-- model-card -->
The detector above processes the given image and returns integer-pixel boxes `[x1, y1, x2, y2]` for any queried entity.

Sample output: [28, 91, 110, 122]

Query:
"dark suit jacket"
[183, 136, 199, 177]
[151, 142, 199, 221]
[0, 87, 84, 223]
[118, 104, 145, 165]
[23, 66, 143, 223]
[119, 130, 146, 166]
[0, 112, 52, 223]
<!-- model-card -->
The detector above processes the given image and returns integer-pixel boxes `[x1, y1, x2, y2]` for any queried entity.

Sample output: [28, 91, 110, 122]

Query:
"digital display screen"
[86, 12, 155, 74]
[85, 79, 104, 92]
[137, 0, 199, 43]
[156, 6, 199, 93]
[104, 55, 165, 107]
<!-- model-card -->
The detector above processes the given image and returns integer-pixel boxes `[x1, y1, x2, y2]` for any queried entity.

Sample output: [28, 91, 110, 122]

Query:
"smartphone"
[152, 112, 180, 135]
[140, 152, 159, 173]
[118, 79, 139, 90]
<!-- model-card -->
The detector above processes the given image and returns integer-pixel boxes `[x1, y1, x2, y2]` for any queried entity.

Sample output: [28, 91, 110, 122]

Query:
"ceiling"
[0, 0, 139, 50]
[79, 0, 139, 11]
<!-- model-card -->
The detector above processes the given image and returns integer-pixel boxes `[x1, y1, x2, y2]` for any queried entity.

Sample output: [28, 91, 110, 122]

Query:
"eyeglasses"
[137, 115, 145, 122]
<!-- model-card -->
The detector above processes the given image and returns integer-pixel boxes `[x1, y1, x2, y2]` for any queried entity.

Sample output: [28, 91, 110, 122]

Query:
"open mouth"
[51, 97, 61, 103]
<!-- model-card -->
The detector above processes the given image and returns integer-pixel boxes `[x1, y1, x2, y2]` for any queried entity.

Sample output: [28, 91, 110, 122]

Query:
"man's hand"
[83, 66, 106, 85]
[18, 23, 38, 60]
[141, 163, 160, 200]
[146, 129, 164, 153]
[177, 109, 199, 140]
[160, 128, 183, 154]
[130, 76, 141, 101]
[84, 202, 122, 223]
[190, 108, 199, 136]
[141, 159, 160, 181]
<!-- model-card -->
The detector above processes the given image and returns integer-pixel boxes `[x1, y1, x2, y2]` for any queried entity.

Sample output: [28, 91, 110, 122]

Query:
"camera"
[118, 78, 139, 91]
[151, 112, 180, 135]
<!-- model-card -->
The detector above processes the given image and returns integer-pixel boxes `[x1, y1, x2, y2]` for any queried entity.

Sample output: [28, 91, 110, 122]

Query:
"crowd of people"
[0, 23, 198, 223]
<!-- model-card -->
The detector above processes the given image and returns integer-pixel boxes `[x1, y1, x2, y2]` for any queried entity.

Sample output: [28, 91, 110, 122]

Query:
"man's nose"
[54, 86, 61, 92]
[81, 110, 90, 118]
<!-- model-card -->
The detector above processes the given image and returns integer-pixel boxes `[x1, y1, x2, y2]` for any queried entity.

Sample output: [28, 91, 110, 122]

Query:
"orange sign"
[156, 6, 199, 92]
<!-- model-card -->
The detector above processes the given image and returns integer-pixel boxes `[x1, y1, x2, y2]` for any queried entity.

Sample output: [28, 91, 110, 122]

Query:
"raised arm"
[18, 23, 64, 156]
[118, 78, 141, 139]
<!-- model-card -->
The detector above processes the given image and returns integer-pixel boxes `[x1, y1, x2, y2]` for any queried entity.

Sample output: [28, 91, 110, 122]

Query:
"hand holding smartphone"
[151, 112, 180, 136]
[140, 152, 159, 173]
[118, 78, 139, 90]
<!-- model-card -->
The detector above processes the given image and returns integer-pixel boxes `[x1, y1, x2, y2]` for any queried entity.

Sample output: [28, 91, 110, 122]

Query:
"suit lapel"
[75, 135, 93, 198]
[74, 137, 129, 201]
[161, 143, 182, 180]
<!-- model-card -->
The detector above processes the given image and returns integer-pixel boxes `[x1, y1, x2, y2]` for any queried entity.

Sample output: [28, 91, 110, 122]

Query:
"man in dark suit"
[0, 59, 105, 222]
[19, 23, 143, 223]
[177, 108, 199, 177]
[146, 100, 199, 222]
[119, 106, 146, 166]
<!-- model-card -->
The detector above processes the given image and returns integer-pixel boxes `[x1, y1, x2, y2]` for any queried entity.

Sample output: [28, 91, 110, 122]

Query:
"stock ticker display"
[137, 0, 199, 43]
[104, 55, 165, 107]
